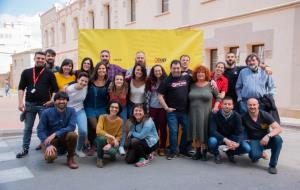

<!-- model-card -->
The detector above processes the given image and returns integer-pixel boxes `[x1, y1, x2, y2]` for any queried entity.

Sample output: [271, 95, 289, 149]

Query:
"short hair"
[77, 72, 89, 80]
[59, 59, 74, 74]
[107, 100, 122, 115]
[45, 49, 56, 56]
[130, 103, 149, 124]
[35, 51, 46, 57]
[226, 52, 236, 57]
[245, 53, 260, 65]
[136, 51, 145, 56]
[215, 61, 226, 68]
[100, 50, 110, 55]
[54, 91, 69, 101]
[170, 59, 181, 68]
[223, 96, 233, 102]
[131, 63, 147, 81]
[180, 55, 190, 61]
[192, 65, 211, 82]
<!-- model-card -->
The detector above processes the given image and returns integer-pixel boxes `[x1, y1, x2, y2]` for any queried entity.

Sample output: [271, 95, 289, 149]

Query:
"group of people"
[16, 48, 283, 174]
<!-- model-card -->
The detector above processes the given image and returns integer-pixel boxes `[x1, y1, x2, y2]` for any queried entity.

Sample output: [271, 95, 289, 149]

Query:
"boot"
[201, 149, 208, 161]
[192, 148, 202, 160]
[67, 156, 79, 169]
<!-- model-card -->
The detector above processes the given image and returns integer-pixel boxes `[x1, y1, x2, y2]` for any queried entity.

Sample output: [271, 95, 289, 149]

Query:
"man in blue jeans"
[208, 96, 250, 164]
[157, 60, 192, 160]
[242, 98, 283, 174]
[16, 51, 58, 158]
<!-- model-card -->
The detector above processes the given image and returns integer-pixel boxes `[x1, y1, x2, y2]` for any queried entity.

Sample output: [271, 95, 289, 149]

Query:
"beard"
[249, 65, 258, 72]
[226, 60, 235, 66]
[46, 60, 54, 68]
[56, 103, 67, 110]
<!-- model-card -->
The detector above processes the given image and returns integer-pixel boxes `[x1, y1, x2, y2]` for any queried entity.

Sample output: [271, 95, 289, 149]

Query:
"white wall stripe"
[0, 152, 16, 162]
[0, 167, 34, 184]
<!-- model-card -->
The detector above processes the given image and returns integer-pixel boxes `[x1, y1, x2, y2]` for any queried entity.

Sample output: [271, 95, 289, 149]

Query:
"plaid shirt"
[107, 63, 127, 81]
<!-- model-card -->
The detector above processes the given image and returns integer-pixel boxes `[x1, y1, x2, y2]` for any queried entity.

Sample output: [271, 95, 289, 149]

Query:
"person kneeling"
[126, 104, 159, 167]
[37, 92, 79, 169]
[94, 101, 123, 168]
[208, 96, 250, 164]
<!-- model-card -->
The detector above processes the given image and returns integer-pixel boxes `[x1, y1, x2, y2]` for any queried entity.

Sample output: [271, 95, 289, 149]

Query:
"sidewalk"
[1, 95, 300, 137]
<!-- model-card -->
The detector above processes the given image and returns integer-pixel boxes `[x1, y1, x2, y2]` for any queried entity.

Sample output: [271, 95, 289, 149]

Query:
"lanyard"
[33, 67, 45, 87]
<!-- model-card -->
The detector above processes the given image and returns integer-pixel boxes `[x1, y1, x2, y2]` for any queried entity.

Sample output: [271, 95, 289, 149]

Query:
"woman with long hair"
[146, 64, 167, 156]
[84, 62, 110, 155]
[108, 73, 128, 155]
[55, 58, 76, 91]
[74, 57, 94, 79]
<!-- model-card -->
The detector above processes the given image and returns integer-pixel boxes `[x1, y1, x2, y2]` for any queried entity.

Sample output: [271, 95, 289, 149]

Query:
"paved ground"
[0, 94, 300, 190]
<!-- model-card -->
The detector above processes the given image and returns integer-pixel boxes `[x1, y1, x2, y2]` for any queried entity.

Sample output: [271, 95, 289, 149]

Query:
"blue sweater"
[37, 107, 77, 143]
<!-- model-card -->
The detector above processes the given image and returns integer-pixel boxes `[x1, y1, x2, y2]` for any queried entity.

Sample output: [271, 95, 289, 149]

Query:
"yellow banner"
[78, 29, 203, 72]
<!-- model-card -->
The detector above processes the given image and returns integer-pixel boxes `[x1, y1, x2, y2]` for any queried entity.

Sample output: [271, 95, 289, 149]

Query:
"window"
[129, 0, 136, 22]
[104, 5, 110, 29]
[61, 23, 66, 44]
[252, 44, 265, 63]
[73, 17, 79, 39]
[210, 49, 218, 71]
[50, 27, 55, 46]
[88, 11, 95, 29]
[162, 0, 169, 13]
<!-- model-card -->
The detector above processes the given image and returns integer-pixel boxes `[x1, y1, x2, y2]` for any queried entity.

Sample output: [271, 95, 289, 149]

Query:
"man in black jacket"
[208, 96, 250, 164]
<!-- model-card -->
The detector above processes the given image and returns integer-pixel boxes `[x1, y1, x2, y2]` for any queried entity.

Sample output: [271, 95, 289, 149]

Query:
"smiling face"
[114, 74, 124, 88]
[133, 106, 145, 122]
[97, 64, 107, 78]
[45, 53, 55, 65]
[247, 56, 259, 72]
[55, 98, 68, 110]
[222, 99, 234, 113]
[34, 54, 46, 68]
[247, 98, 259, 114]
[109, 102, 120, 116]
[134, 65, 143, 79]
[153, 66, 163, 79]
[82, 60, 91, 71]
[77, 76, 89, 88]
[170, 62, 181, 77]
[215, 63, 225, 75]
[135, 52, 145, 65]
[100, 51, 110, 64]
[62, 64, 73, 75]
[180, 56, 190, 70]
[196, 70, 206, 82]
[226, 53, 236, 66]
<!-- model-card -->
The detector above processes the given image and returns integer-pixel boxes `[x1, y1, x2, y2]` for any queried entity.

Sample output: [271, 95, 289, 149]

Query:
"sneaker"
[214, 154, 222, 164]
[226, 152, 236, 163]
[148, 153, 155, 161]
[268, 166, 278, 174]
[119, 146, 126, 156]
[16, 149, 28, 158]
[166, 153, 177, 160]
[179, 151, 193, 158]
[76, 150, 86, 158]
[86, 146, 95, 156]
[96, 158, 104, 168]
[135, 158, 149, 167]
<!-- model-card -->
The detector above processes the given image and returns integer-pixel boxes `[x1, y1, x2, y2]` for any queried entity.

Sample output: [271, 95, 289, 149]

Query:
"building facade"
[40, 0, 300, 118]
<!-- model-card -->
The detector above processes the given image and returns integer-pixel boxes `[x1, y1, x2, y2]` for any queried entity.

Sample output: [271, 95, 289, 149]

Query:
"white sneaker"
[76, 150, 86, 158]
[119, 146, 126, 156]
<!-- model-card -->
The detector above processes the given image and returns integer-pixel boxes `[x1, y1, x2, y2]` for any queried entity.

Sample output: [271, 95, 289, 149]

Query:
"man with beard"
[37, 92, 79, 169]
[45, 49, 60, 73]
[242, 98, 282, 174]
[100, 50, 126, 81]
[236, 54, 276, 115]
[224, 53, 271, 111]
[180, 55, 192, 76]
[126, 51, 150, 77]
[16, 51, 58, 158]
[157, 60, 192, 160]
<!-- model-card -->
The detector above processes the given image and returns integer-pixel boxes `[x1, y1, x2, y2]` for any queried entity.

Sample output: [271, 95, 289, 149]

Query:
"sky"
[0, 0, 67, 16]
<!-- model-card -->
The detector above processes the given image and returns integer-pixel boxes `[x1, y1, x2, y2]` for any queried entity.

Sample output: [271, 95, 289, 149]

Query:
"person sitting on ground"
[208, 96, 251, 164]
[37, 91, 79, 169]
[94, 100, 123, 168]
[242, 98, 283, 174]
[126, 104, 159, 167]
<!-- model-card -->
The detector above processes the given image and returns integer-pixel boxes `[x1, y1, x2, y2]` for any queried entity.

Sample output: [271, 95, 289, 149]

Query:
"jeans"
[208, 136, 251, 156]
[23, 102, 46, 150]
[119, 105, 127, 147]
[75, 109, 88, 151]
[248, 135, 283, 167]
[166, 112, 192, 154]
[94, 136, 118, 159]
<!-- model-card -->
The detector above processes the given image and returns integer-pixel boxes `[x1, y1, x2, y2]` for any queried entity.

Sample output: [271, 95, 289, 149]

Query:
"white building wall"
[40, 0, 300, 117]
